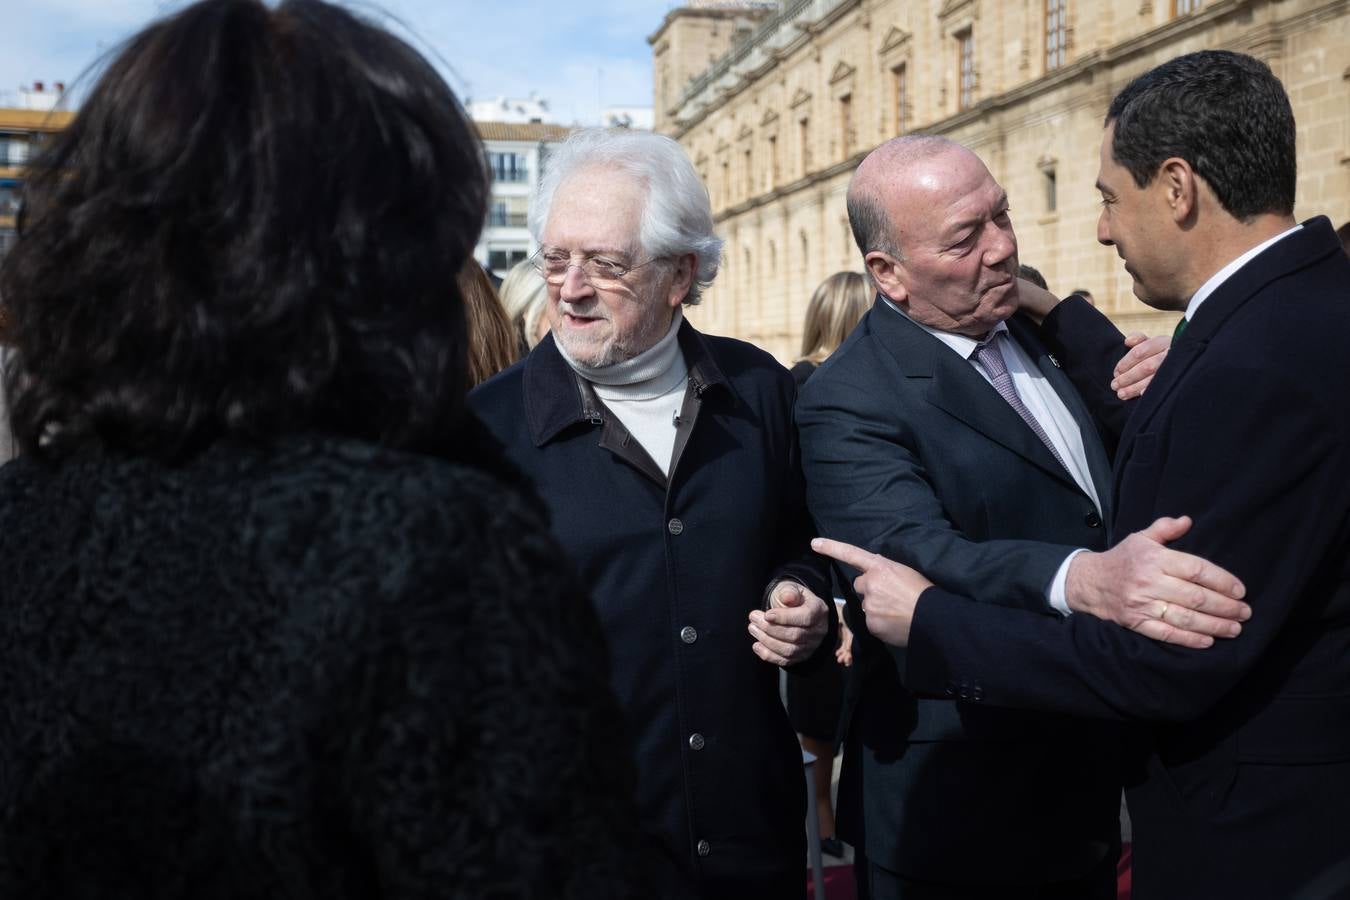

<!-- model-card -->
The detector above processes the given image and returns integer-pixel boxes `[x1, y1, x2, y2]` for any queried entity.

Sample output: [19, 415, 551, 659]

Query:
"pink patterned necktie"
[970, 332, 1070, 473]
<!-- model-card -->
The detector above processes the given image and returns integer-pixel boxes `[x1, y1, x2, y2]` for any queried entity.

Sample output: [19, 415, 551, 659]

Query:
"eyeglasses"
[530, 247, 665, 287]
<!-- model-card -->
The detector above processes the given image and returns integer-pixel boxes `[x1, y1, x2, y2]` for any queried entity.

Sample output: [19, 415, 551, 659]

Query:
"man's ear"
[1158, 157, 1198, 226]
[667, 252, 697, 308]
[865, 251, 907, 304]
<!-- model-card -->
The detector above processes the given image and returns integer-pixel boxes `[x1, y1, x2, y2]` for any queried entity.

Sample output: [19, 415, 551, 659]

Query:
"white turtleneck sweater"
[556, 309, 688, 476]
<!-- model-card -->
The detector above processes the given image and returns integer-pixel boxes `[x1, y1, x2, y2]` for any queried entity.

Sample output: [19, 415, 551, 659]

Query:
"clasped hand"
[747, 580, 831, 666]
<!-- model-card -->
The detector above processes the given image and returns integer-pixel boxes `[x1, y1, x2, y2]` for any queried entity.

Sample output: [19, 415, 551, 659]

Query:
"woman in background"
[787, 270, 871, 857]
[0, 1, 645, 897]
[498, 257, 551, 355]
[790, 270, 871, 387]
[458, 260, 519, 386]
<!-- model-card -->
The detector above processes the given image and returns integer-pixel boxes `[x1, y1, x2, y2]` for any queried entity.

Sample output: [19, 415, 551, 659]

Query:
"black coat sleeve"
[903, 354, 1350, 724]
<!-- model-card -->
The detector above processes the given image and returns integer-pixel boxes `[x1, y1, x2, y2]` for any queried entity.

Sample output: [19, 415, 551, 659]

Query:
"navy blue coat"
[797, 304, 1122, 886]
[470, 321, 830, 894]
[905, 217, 1350, 898]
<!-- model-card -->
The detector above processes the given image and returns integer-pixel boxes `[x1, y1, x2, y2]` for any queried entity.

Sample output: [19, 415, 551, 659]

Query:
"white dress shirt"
[1183, 223, 1303, 324]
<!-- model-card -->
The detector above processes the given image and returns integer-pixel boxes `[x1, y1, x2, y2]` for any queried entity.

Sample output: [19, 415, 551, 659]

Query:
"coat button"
[689, 732, 706, 750]
[680, 626, 698, 644]
[1085, 511, 1101, 528]
[668, 517, 684, 535]
[696, 839, 711, 857]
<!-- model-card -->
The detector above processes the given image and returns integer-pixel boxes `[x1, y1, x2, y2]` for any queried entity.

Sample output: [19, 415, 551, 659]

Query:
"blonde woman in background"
[787, 269, 870, 858]
[498, 258, 550, 355]
[790, 270, 871, 386]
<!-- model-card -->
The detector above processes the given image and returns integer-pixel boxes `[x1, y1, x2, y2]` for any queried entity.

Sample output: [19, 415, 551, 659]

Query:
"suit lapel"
[870, 301, 1083, 492]
[1110, 220, 1339, 503]
[1111, 340, 1203, 490]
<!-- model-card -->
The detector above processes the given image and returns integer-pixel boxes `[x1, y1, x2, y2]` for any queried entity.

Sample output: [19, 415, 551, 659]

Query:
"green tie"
[1173, 317, 1188, 339]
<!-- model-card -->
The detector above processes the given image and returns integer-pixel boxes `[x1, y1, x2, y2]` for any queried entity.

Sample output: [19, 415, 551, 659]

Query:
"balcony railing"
[488, 211, 528, 228]
[490, 169, 529, 184]
[679, 0, 815, 106]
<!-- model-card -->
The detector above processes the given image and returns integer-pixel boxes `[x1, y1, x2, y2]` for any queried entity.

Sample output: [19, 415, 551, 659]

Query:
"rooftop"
[473, 121, 576, 143]
[0, 108, 76, 131]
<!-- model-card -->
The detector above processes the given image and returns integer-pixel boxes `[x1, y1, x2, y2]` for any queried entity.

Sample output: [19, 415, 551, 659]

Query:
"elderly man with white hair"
[471, 129, 833, 899]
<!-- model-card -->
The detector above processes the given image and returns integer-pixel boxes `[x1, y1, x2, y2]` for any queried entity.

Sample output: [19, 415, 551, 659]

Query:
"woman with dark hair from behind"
[787, 270, 870, 858]
[0, 1, 646, 897]
[458, 259, 519, 387]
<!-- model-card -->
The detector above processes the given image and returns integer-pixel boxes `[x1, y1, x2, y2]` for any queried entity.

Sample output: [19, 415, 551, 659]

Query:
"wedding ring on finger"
[1157, 601, 1170, 622]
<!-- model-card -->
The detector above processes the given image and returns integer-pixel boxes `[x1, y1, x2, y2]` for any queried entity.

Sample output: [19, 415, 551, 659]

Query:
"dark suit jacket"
[905, 217, 1350, 898]
[471, 322, 831, 895]
[797, 302, 1124, 885]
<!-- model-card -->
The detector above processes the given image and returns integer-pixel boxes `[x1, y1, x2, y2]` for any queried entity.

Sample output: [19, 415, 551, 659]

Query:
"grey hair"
[529, 128, 723, 305]
[846, 134, 960, 262]
[845, 187, 901, 261]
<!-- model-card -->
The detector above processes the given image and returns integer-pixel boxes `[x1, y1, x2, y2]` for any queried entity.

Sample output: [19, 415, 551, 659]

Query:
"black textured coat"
[471, 322, 830, 894]
[0, 431, 647, 899]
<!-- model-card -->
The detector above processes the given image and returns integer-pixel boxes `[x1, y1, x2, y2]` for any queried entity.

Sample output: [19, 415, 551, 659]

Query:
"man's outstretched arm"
[814, 514, 1248, 651]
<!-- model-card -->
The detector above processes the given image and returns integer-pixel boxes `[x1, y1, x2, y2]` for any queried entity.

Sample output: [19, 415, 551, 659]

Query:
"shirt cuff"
[763, 577, 800, 609]
[1048, 549, 1089, 616]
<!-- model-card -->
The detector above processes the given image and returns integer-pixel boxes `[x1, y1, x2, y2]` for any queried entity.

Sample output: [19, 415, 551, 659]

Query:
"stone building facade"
[650, 0, 1349, 362]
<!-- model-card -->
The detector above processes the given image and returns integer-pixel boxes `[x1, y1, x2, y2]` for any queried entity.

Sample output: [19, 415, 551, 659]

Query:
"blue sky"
[0, 0, 681, 124]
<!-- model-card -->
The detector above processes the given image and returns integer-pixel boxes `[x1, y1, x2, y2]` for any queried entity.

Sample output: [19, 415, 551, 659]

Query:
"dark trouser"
[857, 847, 1117, 900]
[702, 868, 805, 900]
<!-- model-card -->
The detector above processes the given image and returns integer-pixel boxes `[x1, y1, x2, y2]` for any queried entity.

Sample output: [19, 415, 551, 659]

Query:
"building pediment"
[829, 61, 856, 85]
[760, 109, 780, 127]
[789, 87, 813, 108]
[879, 25, 912, 56]
[737, 123, 755, 141]
[939, 0, 977, 21]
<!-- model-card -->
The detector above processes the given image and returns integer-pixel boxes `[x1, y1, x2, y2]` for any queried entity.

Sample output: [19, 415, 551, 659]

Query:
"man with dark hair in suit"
[815, 49, 1350, 899]
[797, 134, 1246, 899]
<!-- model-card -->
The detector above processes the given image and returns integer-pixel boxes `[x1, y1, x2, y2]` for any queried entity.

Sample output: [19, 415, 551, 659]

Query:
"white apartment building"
[472, 121, 574, 277]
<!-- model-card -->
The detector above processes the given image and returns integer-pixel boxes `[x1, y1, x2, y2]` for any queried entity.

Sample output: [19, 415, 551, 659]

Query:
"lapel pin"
[1049, 354, 1062, 368]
